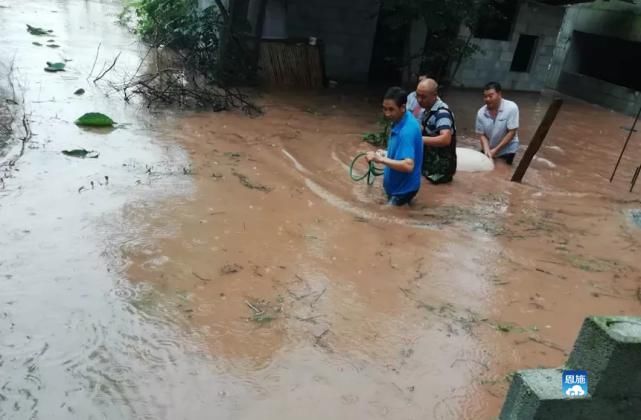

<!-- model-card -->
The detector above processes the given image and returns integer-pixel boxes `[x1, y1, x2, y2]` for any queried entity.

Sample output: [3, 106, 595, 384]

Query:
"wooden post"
[611, 104, 641, 182]
[511, 98, 563, 183]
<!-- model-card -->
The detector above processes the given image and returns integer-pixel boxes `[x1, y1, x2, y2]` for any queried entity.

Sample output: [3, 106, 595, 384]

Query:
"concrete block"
[500, 368, 641, 420]
[567, 317, 641, 398]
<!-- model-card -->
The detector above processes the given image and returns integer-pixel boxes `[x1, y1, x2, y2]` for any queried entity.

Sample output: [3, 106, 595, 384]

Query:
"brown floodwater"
[2, 1, 641, 419]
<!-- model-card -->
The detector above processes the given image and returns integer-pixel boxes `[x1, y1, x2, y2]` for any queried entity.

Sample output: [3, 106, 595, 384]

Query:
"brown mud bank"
[123, 89, 641, 418]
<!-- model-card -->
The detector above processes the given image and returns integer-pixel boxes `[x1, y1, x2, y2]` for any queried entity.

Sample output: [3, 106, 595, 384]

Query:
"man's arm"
[480, 135, 491, 157]
[490, 129, 517, 157]
[476, 112, 491, 157]
[423, 110, 453, 147]
[423, 129, 452, 147]
[367, 152, 414, 173]
[490, 105, 519, 157]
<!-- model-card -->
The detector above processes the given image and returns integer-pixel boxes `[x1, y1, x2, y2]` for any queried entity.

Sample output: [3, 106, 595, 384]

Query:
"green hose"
[349, 152, 385, 185]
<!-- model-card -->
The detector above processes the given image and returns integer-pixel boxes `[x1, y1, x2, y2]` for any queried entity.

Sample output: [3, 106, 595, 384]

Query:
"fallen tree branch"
[87, 42, 102, 80]
[94, 51, 121, 83]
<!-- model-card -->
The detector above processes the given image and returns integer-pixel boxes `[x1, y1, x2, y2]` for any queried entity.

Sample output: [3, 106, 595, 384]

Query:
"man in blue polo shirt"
[366, 87, 423, 206]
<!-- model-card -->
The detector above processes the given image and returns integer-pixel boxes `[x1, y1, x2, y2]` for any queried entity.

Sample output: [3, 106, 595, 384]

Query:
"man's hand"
[483, 148, 492, 158]
[366, 151, 382, 163]
[489, 148, 498, 159]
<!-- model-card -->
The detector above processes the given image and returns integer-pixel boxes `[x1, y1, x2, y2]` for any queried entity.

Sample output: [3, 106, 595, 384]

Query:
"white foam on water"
[282, 149, 311, 174]
[534, 156, 557, 169]
[545, 145, 565, 154]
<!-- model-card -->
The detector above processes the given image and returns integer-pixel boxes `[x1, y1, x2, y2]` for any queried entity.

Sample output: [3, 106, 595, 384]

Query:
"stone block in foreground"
[566, 316, 641, 398]
[500, 316, 641, 419]
[499, 369, 641, 420]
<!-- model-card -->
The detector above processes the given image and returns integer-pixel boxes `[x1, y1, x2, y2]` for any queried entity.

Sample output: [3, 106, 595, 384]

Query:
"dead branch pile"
[106, 49, 260, 115]
[104, 0, 260, 115]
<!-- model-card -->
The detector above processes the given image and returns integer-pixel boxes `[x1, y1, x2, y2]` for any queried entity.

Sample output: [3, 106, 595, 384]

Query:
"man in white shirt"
[475, 82, 520, 165]
[406, 74, 427, 121]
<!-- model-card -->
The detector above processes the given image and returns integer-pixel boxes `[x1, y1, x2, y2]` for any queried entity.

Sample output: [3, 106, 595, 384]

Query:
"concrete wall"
[261, 0, 287, 39]
[452, 1, 564, 91]
[285, 0, 381, 82]
[546, 1, 641, 115]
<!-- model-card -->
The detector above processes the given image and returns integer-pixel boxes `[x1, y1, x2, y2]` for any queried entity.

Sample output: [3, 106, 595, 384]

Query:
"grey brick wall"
[451, 1, 565, 92]
[286, 0, 381, 82]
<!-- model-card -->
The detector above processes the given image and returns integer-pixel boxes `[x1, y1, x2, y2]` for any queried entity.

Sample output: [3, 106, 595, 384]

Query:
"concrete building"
[210, 0, 641, 114]
[448, 1, 566, 92]
[546, 0, 641, 115]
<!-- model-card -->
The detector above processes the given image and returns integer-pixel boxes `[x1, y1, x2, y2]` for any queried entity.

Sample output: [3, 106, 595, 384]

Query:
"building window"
[510, 34, 538, 72]
[473, 0, 518, 41]
[565, 30, 641, 91]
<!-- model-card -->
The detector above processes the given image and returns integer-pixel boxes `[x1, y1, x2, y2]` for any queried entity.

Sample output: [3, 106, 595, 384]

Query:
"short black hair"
[484, 82, 502, 93]
[383, 87, 408, 108]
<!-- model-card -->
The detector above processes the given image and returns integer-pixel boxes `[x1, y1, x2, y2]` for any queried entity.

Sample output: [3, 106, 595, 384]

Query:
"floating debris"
[44, 62, 65, 72]
[74, 112, 114, 127]
[26, 24, 52, 36]
[74, 88, 85, 95]
[62, 149, 99, 158]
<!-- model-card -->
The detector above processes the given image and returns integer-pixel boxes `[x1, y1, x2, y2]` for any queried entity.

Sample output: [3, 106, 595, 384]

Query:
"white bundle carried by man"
[456, 147, 494, 172]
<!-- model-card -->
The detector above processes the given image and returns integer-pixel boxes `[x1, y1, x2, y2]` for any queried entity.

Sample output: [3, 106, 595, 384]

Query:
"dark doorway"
[368, 7, 408, 84]
[510, 34, 538, 72]
[566, 30, 641, 91]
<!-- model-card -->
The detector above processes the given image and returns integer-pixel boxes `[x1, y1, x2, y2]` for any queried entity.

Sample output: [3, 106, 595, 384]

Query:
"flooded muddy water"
[2, 1, 641, 420]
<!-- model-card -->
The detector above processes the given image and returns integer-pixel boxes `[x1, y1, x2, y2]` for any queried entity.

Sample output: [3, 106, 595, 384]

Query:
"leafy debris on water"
[47, 44, 61, 49]
[630, 209, 641, 229]
[62, 149, 99, 158]
[44, 62, 65, 72]
[26, 24, 52, 36]
[32, 42, 43, 46]
[231, 169, 272, 192]
[245, 299, 280, 325]
[221, 264, 243, 275]
[494, 323, 539, 334]
[74, 88, 85, 95]
[566, 254, 622, 273]
[75, 112, 115, 127]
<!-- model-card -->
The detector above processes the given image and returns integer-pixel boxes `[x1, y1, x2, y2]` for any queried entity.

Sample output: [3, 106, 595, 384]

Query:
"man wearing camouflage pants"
[415, 78, 457, 184]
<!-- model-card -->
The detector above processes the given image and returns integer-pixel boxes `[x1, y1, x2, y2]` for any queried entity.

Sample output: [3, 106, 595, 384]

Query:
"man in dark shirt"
[415, 78, 457, 184]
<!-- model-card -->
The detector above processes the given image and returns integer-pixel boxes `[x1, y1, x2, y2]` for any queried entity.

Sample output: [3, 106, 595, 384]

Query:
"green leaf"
[47, 61, 65, 71]
[47, 44, 61, 48]
[75, 112, 115, 127]
[26, 24, 51, 36]
[74, 88, 85, 95]
[44, 62, 66, 72]
[62, 149, 100, 158]
[32, 41, 43, 46]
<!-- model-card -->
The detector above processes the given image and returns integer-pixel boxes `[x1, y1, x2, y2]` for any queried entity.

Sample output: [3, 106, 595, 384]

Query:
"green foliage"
[44, 62, 65, 72]
[131, 0, 254, 83]
[62, 149, 100, 158]
[382, 0, 496, 82]
[363, 118, 391, 147]
[75, 113, 115, 127]
[26, 24, 52, 36]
